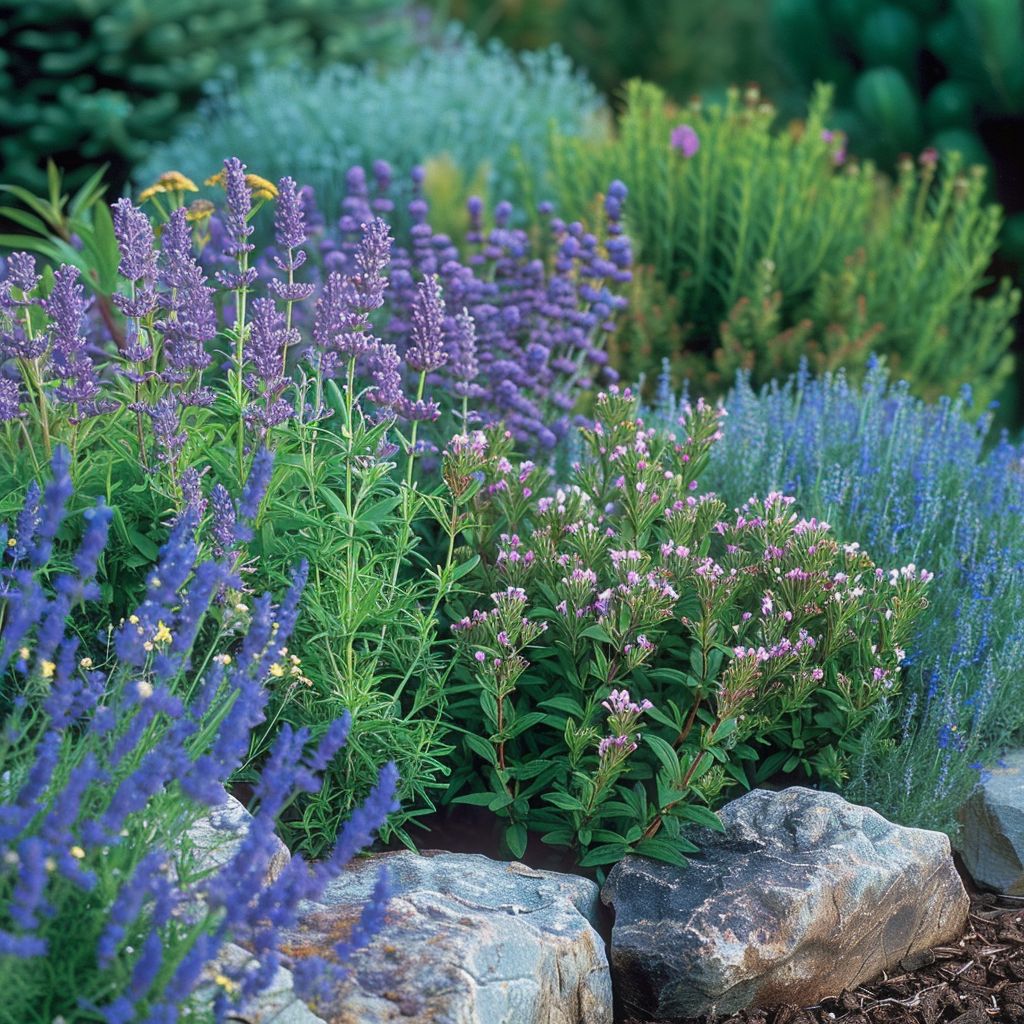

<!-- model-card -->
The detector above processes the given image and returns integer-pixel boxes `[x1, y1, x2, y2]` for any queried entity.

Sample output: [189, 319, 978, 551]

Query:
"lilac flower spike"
[221, 157, 255, 258]
[670, 124, 700, 158]
[405, 276, 447, 374]
[111, 198, 157, 283]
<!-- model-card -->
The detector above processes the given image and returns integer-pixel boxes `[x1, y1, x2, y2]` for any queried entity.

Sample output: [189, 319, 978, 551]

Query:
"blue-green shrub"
[136, 27, 607, 232]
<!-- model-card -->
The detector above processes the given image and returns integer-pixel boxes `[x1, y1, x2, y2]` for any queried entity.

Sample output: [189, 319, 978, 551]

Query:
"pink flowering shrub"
[443, 387, 931, 868]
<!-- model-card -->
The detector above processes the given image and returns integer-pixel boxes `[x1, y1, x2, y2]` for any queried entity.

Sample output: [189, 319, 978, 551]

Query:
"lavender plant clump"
[0, 450, 398, 1022]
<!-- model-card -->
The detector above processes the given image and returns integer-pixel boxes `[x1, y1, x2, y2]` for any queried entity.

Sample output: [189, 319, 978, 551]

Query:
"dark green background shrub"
[771, 0, 1024, 253]
[438, 0, 785, 101]
[0, 0, 415, 192]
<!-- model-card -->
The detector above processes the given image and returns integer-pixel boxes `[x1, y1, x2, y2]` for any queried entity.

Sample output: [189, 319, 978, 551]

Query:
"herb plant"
[0, 449, 397, 1023]
[444, 387, 930, 867]
[548, 80, 1018, 407]
[674, 361, 1024, 835]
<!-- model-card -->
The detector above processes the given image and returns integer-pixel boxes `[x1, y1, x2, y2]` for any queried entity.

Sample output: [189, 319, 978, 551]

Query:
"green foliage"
[135, 27, 607, 235]
[549, 80, 1018, 406]
[0, 0, 415, 192]
[439, 0, 785, 101]
[771, 0, 1024, 177]
[443, 389, 930, 868]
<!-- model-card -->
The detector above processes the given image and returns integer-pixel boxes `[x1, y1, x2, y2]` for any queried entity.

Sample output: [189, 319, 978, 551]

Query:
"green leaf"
[449, 554, 481, 581]
[463, 733, 498, 766]
[675, 803, 724, 831]
[538, 695, 585, 718]
[579, 623, 613, 644]
[488, 792, 514, 812]
[505, 822, 528, 859]
[543, 791, 586, 812]
[578, 842, 629, 867]
[452, 791, 499, 807]
[632, 837, 691, 867]
[645, 733, 682, 778]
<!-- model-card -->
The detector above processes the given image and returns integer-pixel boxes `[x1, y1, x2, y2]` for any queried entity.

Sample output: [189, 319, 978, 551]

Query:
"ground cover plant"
[136, 26, 607, 242]
[0, 157, 632, 855]
[654, 361, 1024, 836]
[548, 80, 1019, 410]
[0, 447, 398, 1023]
[0, 0, 415, 193]
[442, 386, 931, 867]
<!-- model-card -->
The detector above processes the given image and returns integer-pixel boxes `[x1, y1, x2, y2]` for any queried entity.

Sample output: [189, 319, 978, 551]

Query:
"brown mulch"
[633, 890, 1024, 1024]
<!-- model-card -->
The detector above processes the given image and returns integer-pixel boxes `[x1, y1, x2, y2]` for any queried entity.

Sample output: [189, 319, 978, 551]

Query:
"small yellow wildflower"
[40, 660, 55, 679]
[235, 603, 249, 614]
[215, 653, 231, 666]
[6, 537, 15, 547]
[44, 857, 57, 873]
[246, 174, 278, 200]
[136, 680, 154, 699]
[139, 170, 198, 202]
[204, 169, 278, 200]
[269, 663, 285, 678]
[214, 974, 237, 994]
[80, 657, 93, 669]
[70, 846, 86, 860]
[143, 641, 154, 652]
[129, 615, 140, 625]
[152, 621, 173, 645]
[18, 647, 29, 661]
[186, 198, 215, 223]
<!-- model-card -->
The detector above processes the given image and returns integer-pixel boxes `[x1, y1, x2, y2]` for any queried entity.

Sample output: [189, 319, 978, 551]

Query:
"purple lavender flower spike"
[221, 157, 254, 258]
[0, 378, 21, 421]
[405, 276, 447, 374]
[274, 175, 307, 252]
[111, 198, 157, 283]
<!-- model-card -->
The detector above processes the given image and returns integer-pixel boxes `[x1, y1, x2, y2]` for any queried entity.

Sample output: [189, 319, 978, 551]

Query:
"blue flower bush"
[0, 447, 398, 1022]
[654, 361, 1024, 833]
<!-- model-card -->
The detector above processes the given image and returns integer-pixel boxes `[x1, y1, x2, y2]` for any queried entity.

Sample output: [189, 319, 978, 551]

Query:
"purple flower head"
[111, 198, 157, 283]
[368, 343, 403, 415]
[405, 276, 447, 374]
[0, 378, 21, 422]
[449, 309, 480, 396]
[670, 124, 700, 158]
[221, 157, 255, 259]
[274, 175, 307, 252]
[6, 252, 41, 296]
[355, 217, 392, 312]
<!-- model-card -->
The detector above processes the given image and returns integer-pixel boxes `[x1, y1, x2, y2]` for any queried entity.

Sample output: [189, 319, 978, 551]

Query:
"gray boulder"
[959, 749, 1024, 894]
[602, 787, 968, 1020]
[281, 849, 613, 1024]
[185, 792, 290, 886]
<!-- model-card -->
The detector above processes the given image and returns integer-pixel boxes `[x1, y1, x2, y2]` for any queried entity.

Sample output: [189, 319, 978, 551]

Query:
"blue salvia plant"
[651, 360, 1024, 834]
[0, 448, 398, 1023]
[0, 157, 633, 854]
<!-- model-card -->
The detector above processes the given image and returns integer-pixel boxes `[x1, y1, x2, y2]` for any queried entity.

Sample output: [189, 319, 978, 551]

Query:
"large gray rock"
[281, 849, 613, 1024]
[186, 792, 290, 886]
[206, 943, 327, 1024]
[959, 749, 1024, 894]
[602, 787, 968, 1021]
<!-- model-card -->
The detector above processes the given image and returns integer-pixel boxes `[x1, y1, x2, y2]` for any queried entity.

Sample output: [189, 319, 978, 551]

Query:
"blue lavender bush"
[654, 361, 1024, 833]
[0, 448, 398, 1022]
[135, 26, 607, 239]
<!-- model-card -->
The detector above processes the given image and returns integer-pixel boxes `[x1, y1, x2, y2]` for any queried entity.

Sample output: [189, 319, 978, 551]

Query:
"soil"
[632, 860, 1024, 1024]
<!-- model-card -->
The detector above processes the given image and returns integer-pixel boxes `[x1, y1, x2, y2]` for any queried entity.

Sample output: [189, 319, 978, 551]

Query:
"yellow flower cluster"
[139, 170, 199, 203]
[204, 169, 278, 201]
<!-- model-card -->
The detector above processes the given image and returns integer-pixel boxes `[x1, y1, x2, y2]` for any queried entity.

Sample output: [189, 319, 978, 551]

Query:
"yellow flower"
[214, 974, 237, 993]
[136, 680, 154, 699]
[153, 621, 173, 645]
[186, 198, 215, 223]
[129, 615, 140, 625]
[80, 657, 93, 669]
[204, 169, 278, 200]
[70, 846, 86, 860]
[140, 170, 198, 202]
[269, 663, 285, 678]
[18, 647, 29, 661]
[245, 174, 278, 200]
[6, 537, 15, 547]
[40, 660, 55, 679]
[215, 653, 232, 666]
[143, 641, 154, 652]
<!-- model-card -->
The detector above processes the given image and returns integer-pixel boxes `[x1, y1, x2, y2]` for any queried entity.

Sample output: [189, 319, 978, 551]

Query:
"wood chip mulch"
[637, 891, 1024, 1024]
